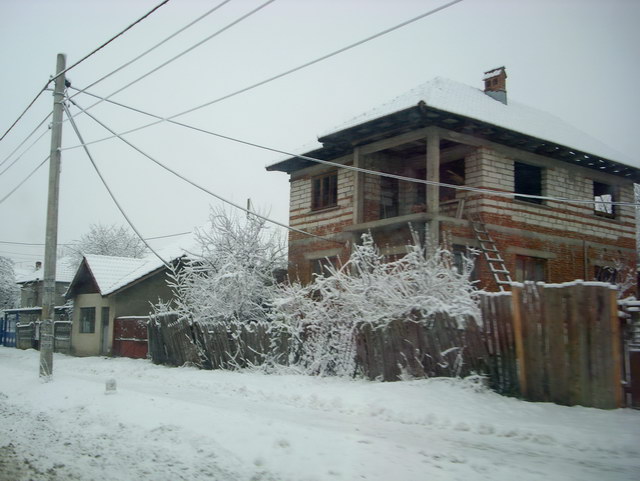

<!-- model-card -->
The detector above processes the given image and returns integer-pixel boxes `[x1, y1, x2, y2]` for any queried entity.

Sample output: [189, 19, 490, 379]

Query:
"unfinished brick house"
[267, 68, 639, 292]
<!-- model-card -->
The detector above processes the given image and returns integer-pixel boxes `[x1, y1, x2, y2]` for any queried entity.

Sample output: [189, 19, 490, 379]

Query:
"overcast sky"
[0, 0, 638, 270]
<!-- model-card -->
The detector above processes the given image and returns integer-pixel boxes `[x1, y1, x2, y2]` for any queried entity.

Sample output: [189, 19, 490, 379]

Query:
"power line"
[0, 128, 50, 178]
[0, 112, 52, 169]
[69, 88, 640, 209]
[52, 0, 172, 83]
[0, 0, 171, 143]
[145, 231, 192, 240]
[0, 88, 49, 143]
[0, 232, 190, 247]
[64, 0, 465, 144]
[0, 156, 49, 206]
[62, 102, 171, 267]
[69, 0, 233, 100]
[69, 0, 274, 119]
[67, 98, 344, 246]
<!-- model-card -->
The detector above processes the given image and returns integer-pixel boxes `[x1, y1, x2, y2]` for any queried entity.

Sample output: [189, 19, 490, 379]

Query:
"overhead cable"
[0, 128, 50, 178]
[68, 89, 640, 208]
[71, 0, 274, 117]
[0, 156, 49, 206]
[62, 102, 171, 267]
[0, 111, 52, 169]
[0, 0, 170, 142]
[67, 99, 344, 246]
[52, 0, 172, 83]
[69, 0, 233, 100]
[65, 0, 464, 141]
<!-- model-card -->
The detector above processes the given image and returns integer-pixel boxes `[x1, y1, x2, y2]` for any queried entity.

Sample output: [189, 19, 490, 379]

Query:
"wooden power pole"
[40, 53, 66, 380]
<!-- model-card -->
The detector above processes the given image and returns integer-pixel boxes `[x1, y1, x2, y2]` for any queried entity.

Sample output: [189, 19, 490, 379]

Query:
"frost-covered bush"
[167, 207, 286, 325]
[0, 256, 19, 310]
[269, 231, 480, 376]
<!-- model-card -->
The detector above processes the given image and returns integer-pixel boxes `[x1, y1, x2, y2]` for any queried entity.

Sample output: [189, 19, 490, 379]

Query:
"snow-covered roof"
[323, 77, 635, 167]
[16, 261, 76, 284]
[78, 253, 181, 296]
[267, 76, 638, 176]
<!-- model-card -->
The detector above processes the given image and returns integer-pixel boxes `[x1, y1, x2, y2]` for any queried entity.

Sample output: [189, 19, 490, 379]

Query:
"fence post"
[511, 284, 527, 398]
[610, 288, 624, 408]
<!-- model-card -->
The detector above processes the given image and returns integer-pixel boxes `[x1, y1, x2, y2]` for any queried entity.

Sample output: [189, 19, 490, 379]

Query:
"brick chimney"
[483, 66, 507, 104]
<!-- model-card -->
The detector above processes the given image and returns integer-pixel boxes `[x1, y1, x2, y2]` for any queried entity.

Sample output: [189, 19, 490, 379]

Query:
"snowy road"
[1, 347, 639, 481]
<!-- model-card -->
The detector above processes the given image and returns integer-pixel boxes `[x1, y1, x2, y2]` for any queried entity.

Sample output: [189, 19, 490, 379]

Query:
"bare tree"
[66, 223, 147, 267]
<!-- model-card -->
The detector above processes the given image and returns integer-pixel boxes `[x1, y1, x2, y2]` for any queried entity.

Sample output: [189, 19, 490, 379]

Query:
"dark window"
[380, 176, 399, 219]
[79, 307, 96, 333]
[440, 159, 465, 202]
[514, 162, 543, 204]
[311, 172, 338, 210]
[594, 265, 617, 284]
[515, 255, 547, 282]
[593, 181, 616, 218]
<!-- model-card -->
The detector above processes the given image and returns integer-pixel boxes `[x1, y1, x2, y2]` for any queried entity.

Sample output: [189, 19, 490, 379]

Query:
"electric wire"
[69, 88, 640, 208]
[0, 156, 49, 206]
[51, 0, 172, 83]
[0, 112, 52, 169]
[0, 0, 170, 143]
[0, 128, 51, 178]
[71, 0, 274, 118]
[61, 102, 171, 267]
[64, 0, 464, 144]
[69, 0, 232, 100]
[67, 98, 344, 246]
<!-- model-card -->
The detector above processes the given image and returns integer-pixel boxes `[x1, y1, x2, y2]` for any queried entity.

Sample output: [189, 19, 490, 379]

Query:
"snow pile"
[1, 348, 639, 481]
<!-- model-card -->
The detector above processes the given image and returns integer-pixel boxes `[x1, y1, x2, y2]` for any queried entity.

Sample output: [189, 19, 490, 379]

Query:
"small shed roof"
[16, 261, 76, 284]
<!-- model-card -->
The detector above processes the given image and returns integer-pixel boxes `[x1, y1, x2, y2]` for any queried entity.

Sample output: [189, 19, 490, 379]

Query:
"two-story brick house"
[267, 68, 639, 292]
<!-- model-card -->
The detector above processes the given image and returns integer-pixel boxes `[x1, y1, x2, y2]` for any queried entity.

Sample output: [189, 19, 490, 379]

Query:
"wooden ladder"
[468, 213, 513, 291]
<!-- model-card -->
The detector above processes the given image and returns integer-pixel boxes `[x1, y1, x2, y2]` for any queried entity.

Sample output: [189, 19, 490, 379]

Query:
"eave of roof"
[266, 77, 640, 181]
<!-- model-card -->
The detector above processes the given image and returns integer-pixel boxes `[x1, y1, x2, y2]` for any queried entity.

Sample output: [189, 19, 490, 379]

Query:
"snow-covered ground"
[1, 347, 638, 481]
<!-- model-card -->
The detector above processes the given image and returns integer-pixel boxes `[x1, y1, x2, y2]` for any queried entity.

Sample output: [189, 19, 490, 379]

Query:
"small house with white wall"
[65, 254, 178, 356]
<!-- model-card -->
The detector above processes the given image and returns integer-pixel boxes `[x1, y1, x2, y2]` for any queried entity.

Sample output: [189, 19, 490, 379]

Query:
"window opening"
[79, 307, 96, 333]
[515, 255, 547, 282]
[514, 162, 543, 204]
[311, 172, 338, 210]
[593, 181, 615, 218]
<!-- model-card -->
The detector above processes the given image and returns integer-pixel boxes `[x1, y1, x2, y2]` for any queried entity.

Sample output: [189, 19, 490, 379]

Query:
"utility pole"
[40, 53, 66, 380]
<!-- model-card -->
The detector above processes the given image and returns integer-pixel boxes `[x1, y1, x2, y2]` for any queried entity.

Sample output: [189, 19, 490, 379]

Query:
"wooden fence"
[148, 311, 487, 381]
[480, 282, 623, 409]
[355, 313, 486, 381]
[147, 282, 624, 408]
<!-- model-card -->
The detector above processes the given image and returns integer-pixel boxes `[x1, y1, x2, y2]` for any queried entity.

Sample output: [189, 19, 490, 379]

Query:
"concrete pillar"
[426, 128, 440, 247]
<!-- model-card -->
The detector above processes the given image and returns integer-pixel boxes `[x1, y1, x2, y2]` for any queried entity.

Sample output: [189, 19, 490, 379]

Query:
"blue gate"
[1, 312, 18, 347]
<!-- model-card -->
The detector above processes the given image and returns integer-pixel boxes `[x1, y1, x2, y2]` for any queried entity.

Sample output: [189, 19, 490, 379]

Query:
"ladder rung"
[485, 255, 504, 262]
[482, 246, 499, 253]
[490, 267, 510, 274]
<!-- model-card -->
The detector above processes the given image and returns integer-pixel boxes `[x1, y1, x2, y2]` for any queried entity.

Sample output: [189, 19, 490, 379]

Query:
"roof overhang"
[267, 103, 640, 182]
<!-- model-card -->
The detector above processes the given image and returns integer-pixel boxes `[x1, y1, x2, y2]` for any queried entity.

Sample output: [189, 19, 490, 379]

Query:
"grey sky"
[0, 0, 638, 269]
